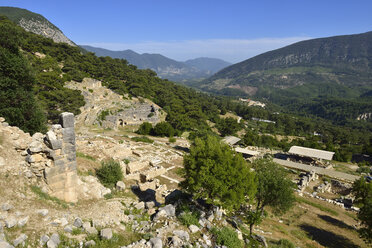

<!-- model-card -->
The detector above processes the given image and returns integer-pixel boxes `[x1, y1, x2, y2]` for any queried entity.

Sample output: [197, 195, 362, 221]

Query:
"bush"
[152, 121, 175, 137]
[131, 136, 154, 144]
[96, 160, 123, 188]
[168, 137, 176, 143]
[177, 204, 200, 227]
[272, 239, 295, 248]
[211, 227, 243, 248]
[136, 122, 153, 135]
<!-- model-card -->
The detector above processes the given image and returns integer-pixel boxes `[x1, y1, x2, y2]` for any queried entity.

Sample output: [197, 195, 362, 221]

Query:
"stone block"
[126, 161, 148, 174]
[59, 112, 74, 128]
[62, 128, 75, 144]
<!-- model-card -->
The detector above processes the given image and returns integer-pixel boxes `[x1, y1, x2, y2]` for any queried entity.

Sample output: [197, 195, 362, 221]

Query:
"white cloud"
[83, 37, 312, 63]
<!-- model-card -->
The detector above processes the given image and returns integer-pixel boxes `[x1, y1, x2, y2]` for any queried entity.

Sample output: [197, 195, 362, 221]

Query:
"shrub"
[96, 160, 123, 188]
[131, 136, 154, 144]
[177, 204, 200, 227]
[152, 121, 175, 137]
[272, 239, 296, 248]
[168, 137, 176, 143]
[136, 122, 153, 135]
[211, 227, 243, 248]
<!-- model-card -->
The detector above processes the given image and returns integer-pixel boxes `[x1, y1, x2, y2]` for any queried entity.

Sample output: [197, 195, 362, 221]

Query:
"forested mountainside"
[81, 45, 231, 82]
[200, 31, 372, 122]
[0, 6, 75, 46]
[0, 14, 371, 162]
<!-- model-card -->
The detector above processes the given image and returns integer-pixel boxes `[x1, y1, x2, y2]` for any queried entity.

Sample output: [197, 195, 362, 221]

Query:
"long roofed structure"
[288, 146, 334, 160]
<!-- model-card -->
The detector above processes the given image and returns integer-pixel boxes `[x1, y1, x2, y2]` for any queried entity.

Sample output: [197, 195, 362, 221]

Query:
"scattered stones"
[0, 157, 5, 167]
[36, 209, 49, 216]
[116, 181, 126, 191]
[134, 202, 145, 210]
[13, 234, 27, 247]
[149, 237, 162, 248]
[60, 217, 68, 226]
[100, 228, 113, 240]
[86, 226, 98, 235]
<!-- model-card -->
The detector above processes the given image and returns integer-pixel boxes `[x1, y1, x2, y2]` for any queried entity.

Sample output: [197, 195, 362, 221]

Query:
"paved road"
[273, 158, 360, 182]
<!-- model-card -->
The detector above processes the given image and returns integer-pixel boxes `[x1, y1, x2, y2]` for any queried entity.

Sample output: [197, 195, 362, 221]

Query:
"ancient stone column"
[44, 112, 78, 202]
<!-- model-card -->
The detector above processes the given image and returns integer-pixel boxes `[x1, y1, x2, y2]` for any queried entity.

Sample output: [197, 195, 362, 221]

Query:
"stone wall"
[26, 112, 78, 202]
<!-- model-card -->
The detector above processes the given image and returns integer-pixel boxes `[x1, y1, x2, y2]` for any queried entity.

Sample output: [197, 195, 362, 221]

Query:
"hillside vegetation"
[200, 31, 372, 123]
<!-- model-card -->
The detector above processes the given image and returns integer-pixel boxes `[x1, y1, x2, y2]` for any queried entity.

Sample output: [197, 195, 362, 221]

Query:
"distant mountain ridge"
[0, 6, 75, 46]
[201, 31, 372, 98]
[81, 45, 231, 82]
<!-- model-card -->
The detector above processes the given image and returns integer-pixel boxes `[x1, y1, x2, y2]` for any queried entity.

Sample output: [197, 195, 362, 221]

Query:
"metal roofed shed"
[235, 147, 260, 157]
[288, 146, 335, 161]
[222, 136, 241, 146]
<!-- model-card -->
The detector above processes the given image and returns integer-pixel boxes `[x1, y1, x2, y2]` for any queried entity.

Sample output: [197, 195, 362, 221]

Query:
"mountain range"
[200, 31, 372, 100]
[80, 45, 231, 82]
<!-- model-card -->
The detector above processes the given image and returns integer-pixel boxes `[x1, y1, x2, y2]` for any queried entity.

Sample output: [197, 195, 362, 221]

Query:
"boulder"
[39, 235, 49, 246]
[116, 181, 126, 191]
[0, 241, 14, 248]
[85, 240, 96, 247]
[189, 224, 200, 233]
[28, 141, 43, 153]
[17, 216, 29, 227]
[1, 203, 13, 211]
[64, 225, 73, 233]
[149, 237, 162, 248]
[5, 217, 17, 228]
[159, 204, 175, 217]
[73, 217, 83, 228]
[173, 230, 189, 241]
[100, 228, 113, 240]
[59, 112, 74, 128]
[13, 234, 27, 247]
[36, 209, 49, 216]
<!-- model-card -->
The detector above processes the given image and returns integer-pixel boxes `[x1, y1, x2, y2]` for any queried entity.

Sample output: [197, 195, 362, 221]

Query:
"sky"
[1, 0, 372, 63]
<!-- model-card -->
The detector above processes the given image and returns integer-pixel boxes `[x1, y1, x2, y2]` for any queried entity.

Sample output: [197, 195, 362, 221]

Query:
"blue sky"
[1, 0, 372, 62]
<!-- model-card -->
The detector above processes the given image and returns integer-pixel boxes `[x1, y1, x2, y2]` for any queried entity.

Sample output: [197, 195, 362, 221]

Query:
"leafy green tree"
[136, 122, 153, 135]
[352, 177, 372, 244]
[216, 117, 242, 137]
[0, 18, 46, 134]
[246, 159, 295, 235]
[181, 135, 256, 210]
[152, 121, 175, 137]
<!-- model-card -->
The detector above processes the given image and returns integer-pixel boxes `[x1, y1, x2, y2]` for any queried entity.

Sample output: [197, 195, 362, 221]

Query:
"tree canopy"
[181, 135, 256, 210]
[352, 177, 372, 244]
[246, 159, 295, 234]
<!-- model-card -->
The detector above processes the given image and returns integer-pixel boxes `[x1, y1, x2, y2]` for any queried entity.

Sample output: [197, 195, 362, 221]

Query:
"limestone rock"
[59, 112, 75, 128]
[159, 204, 175, 217]
[5, 217, 17, 228]
[64, 225, 73, 233]
[173, 230, 189, 241]
[85, 240, 96, 247]
[116, 181, 125, 191]
[39, 235, 49, 246]
[36, 209, 49, 216]
[189, 224, 200, 233]
[0, 157, 5, 167]
[134, 202, 145, 210]
[86, 226, 98, 235]
[28, 141, 43, 153]
[17, 216, 29, 227]
[13, 234, 27, 247]
[100, 228, 113, 240]
[1, 203, 13, 211]
[73, 217, 83, 228]
[0, 241, 14, 248]
[47, 233, 60, 248]
[149, 237, 162, 248]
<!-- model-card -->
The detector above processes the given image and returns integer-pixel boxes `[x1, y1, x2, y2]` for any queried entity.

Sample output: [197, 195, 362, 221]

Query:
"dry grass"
[258, 195, 365, 248]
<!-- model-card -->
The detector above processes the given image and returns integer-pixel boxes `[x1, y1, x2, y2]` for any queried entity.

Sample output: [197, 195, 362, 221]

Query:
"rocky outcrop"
[18, 18, 75, 46]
